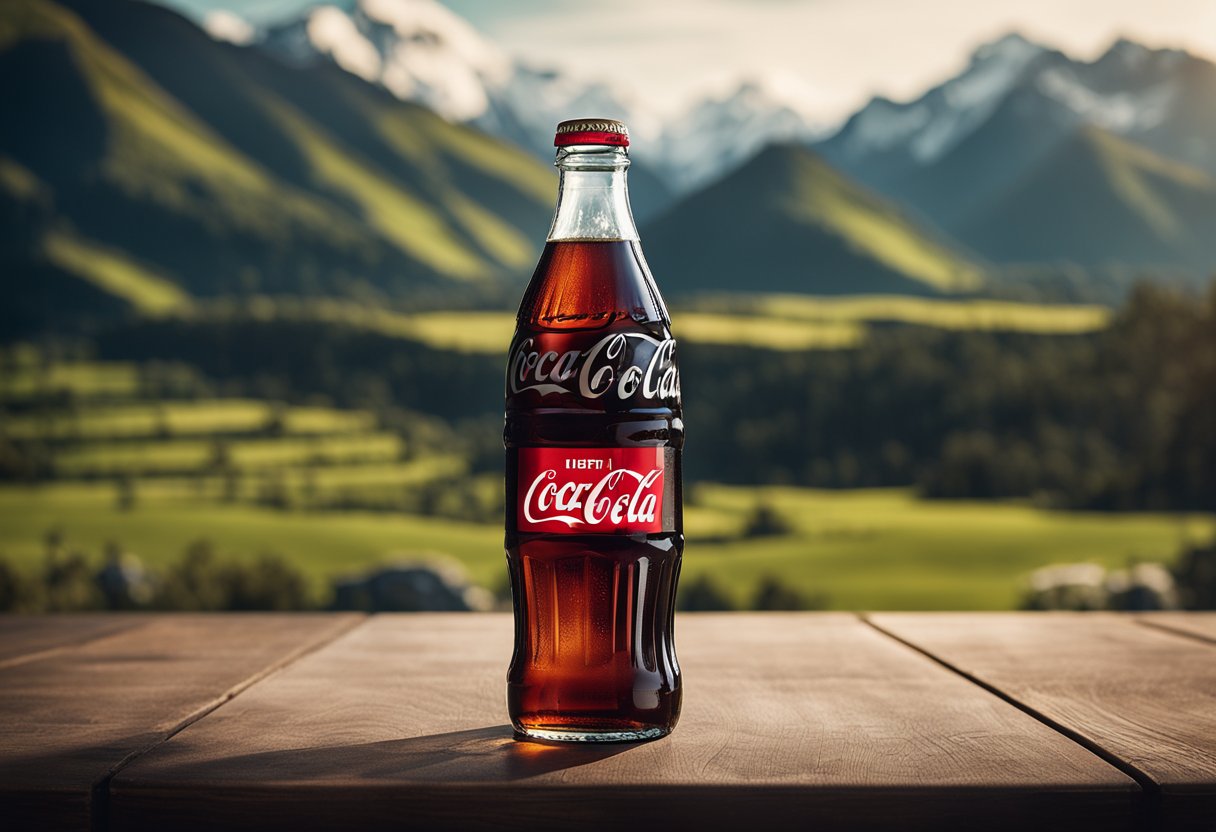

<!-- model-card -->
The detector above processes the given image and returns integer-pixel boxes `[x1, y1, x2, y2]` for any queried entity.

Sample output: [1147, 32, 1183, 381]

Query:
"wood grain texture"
[1138, 612, 1216, 646]
[870, 612, 1216, 830]
[109, 613, 1137, 832]
[0, 615, 145, 668]
[0, 613, 362, 832]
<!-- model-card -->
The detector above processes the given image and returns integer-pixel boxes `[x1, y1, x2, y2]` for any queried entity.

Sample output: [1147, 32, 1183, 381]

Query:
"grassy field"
[687, 485, 1211, 609]
[0, 482, 1207, 610]
[0, 361, 142, 400]
[42, 231, 192, 316]
[122, 457, 470, 504]
[684, 294, 1112, 334]
[675, 314, 865, 349]
[393, 310, 868, 352]
[378, 300, 1110, 353]
[183, 291, 1111, 357]
[741, 294, 1112, 334]
[3, 400, 377, 440]
[50, 432, 406, 476]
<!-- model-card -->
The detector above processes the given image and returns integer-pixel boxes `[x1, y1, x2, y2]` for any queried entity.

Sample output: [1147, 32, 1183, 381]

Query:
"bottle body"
[505, 231, 683, 740]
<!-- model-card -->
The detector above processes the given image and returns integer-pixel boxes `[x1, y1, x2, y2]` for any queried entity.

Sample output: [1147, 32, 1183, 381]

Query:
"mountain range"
[816, 33, 1216, 272]
[2, 0, 1215, 335]
[0, 0, 556, 332]
[234, 1, 1216, 277]
[644, 144, 984, 297]
[235, 0, 823, 210]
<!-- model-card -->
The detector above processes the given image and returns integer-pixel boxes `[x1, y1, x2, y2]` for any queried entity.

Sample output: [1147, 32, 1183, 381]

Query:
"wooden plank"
[1138, 612, 1216, 646]
[871, 612, 1216, 831]
[111, 613, 1137, 832]
[0, 613, 362, 832]
[0, 615, 146, 668]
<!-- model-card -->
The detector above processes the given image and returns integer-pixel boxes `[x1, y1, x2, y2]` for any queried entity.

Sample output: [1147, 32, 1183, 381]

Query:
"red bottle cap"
[554, 118, 630, 147]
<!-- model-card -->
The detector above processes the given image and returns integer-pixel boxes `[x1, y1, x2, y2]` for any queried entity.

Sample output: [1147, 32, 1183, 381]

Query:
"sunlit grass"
[675, 314, 865, 349]
[54, 440, 213, 476]
[0, 154, 44, 202]
[0, 482, 1208, 609]
[683, 484, 1213, 609]
[50, 433, 404, 476]
[281, 407, 378, 436]
[0, 482, 504, 596]
[126, 457, 469, 503]
[396, 310, 515, 352]
[414, 112, 554, 204]
[42, 232, 192, 315]
[367, 107, 550, 271]
[1088, 126, 1216, 240]
[226, 434, 403, 468]
[746, 294, 1112, 334]
[266, 99, 493, 281]
[778, 151, 983, 293]
[445, 191, 537, 270]
[0, 362, 141, 400]
[5, 0, 369, 256]
[295, 308, 866, 353]
[2, 400, 379, 440]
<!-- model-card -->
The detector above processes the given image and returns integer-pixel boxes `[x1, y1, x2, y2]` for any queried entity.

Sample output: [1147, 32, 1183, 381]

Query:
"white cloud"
[203, 9, 256, 44]
[479, 0, 1216, 122]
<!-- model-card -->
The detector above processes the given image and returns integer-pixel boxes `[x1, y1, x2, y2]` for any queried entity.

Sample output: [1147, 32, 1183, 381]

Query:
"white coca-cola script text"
[523, 467, 662, 528]
[509, 333, 679, 402]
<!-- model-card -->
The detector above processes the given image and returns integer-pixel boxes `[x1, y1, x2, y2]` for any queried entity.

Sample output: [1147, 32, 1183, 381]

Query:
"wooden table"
[1, 613, 1213, 831]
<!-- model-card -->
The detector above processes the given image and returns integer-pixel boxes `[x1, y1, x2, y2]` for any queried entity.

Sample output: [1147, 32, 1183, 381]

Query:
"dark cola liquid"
[505, 240, 683, 742]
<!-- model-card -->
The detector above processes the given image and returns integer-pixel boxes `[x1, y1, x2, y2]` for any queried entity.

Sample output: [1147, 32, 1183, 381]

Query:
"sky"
[160, 0, 1216, 123]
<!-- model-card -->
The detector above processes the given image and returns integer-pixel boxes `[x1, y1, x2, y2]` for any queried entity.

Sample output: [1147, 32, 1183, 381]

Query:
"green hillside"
[958, 126, 1216, 270]
[887, 85, 1077, 231]
[0, 0, 555, 325]
[642, 144, 986, 297]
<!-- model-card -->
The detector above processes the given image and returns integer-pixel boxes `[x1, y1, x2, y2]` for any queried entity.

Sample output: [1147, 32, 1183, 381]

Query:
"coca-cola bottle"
[504, 118, 682, 742]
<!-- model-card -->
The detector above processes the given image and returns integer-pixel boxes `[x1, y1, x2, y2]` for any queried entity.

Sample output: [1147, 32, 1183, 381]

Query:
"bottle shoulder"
[515, 241, 669, 331]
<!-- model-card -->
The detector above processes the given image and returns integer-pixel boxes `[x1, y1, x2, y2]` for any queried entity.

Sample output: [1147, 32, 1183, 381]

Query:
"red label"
[518, 447, 664, 534]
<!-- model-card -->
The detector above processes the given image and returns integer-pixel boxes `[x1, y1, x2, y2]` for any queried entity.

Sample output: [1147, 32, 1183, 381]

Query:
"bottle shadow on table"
[136, 725, 640, 784]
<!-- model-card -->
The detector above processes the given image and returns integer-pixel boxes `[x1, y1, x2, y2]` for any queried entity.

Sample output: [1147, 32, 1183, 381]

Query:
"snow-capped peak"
[818, 29, 1211, 193]
[356, 0, 511, 85]
[656, 78, 824, 192]
[203, 10, 255, 46]
[970, 31, 1045, 67]
[1094, 36, 1189, 78]
[826, 33, 1051, 167]
[260, 0, 508, 122]
[1102, 37, 1154, 70]
[305, 6, 382, 83]
[259, 0, 648, 155]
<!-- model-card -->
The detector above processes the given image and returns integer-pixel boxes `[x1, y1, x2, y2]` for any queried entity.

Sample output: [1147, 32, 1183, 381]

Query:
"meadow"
[370, 297, 1112, 352]
[179, 293, 1112, 355]
[0, 481, 1207, 610]
[3, 299, 1207, 612]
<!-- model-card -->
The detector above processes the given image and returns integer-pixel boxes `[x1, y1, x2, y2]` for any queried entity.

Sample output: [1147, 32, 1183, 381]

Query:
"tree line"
[72, 280, 1216, 512]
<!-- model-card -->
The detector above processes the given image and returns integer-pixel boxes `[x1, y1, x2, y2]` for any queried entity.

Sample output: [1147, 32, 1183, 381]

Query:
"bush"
[152, 541, 231, 611]
[227, 553, 311, 611]
[677, 574, 734, 611]
[153, 540, 313, 611]
[1174, 543, 1216, 610]
[741, 502, 794, 538]
[751, 575, 826, 611]
[41, 550, 105, 611]
[0, 557, 31, 611]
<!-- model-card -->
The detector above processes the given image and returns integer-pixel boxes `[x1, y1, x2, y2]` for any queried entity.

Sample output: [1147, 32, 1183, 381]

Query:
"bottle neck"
[547, 145, 639, 242]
